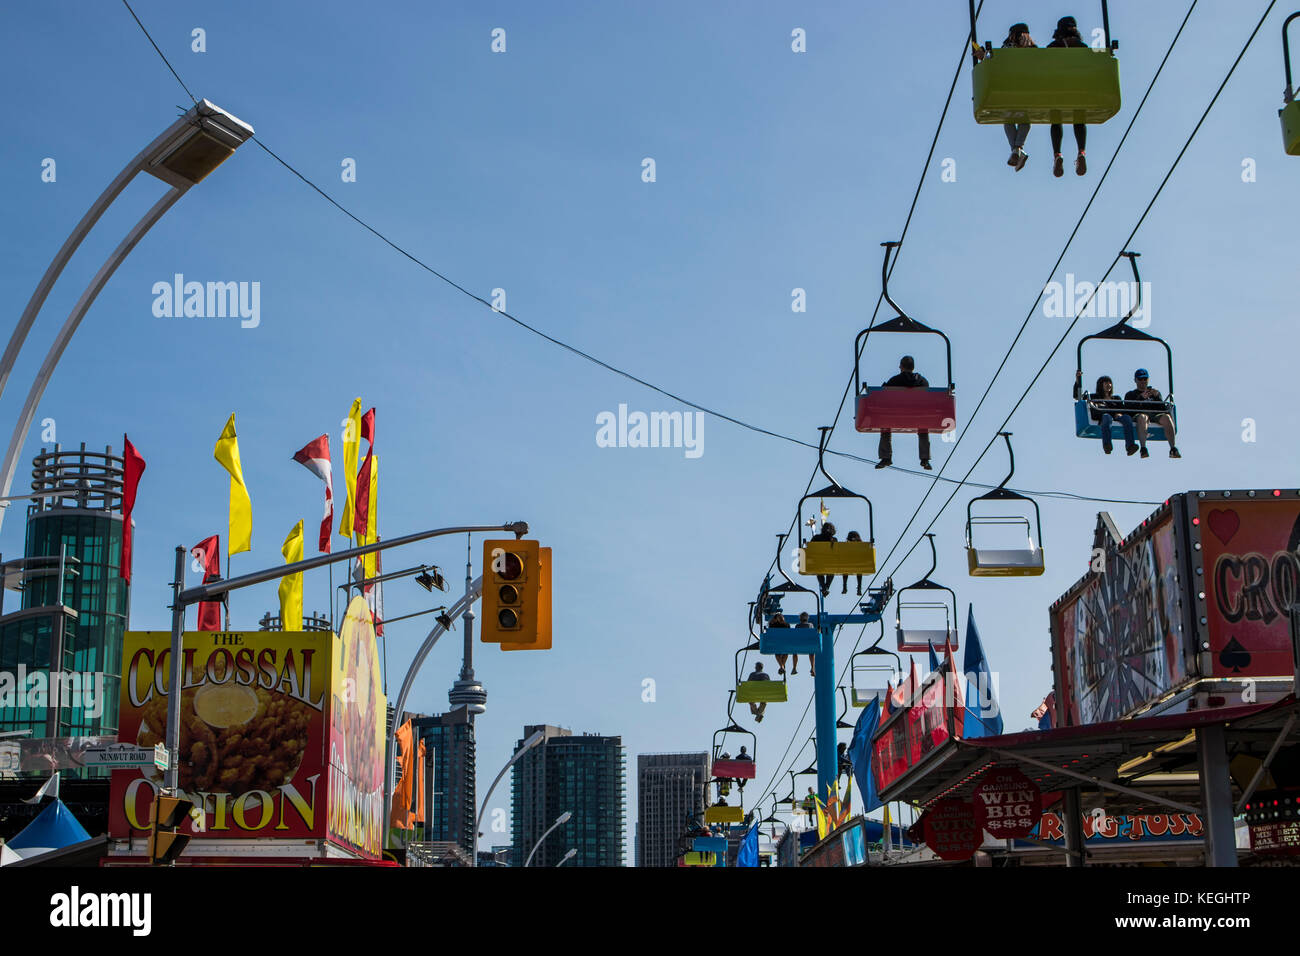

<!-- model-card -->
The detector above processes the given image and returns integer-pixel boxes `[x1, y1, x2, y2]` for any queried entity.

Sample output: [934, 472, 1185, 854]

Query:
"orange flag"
[390, 719, 414, 829]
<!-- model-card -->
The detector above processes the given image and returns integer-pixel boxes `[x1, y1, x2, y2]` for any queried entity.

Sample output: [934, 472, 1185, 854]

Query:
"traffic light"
[481, 539, 541, 644]
[503, 546, 551, 652]
[148, 791, 194, 865]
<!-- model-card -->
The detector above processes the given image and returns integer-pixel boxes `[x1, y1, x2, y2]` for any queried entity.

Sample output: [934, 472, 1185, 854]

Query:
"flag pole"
[224, 551, 231, 630]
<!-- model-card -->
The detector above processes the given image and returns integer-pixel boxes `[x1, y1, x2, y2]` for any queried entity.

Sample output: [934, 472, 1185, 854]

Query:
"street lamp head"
[523, 730, 545, 750]
[145, 100, 254, 187]
[556, 811, 572, 825]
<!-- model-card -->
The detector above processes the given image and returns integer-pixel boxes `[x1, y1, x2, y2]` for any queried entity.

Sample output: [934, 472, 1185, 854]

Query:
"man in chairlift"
[746, 663, 771, 723]
[873, 355, 933, 471]
[1124, 368, 1181, 459]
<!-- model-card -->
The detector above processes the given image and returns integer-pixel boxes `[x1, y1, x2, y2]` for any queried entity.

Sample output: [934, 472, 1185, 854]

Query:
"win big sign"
[972, 767, 1041, 840]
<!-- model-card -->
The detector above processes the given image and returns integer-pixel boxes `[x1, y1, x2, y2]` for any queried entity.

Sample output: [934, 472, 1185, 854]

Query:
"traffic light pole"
[163, 521, 526, 793]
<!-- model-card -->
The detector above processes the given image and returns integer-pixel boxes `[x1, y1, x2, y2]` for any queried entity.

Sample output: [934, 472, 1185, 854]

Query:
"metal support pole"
[164, 546, 185, 792]
[813, 594, 838, 805]
[1197, 724, 1239, 867]
[474, 730, 544, 866]
[1063, 788, 1084, 868]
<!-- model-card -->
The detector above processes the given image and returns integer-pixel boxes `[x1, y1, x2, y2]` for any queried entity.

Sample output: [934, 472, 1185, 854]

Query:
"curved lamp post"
[524, 810, 571, 867]
[473, 730, 545, 867]
[556, 848, 577, 867]
[0, 99, 254, 532]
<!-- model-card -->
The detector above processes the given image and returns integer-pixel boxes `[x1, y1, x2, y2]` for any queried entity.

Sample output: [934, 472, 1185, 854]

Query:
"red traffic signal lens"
[498, 552, 523, 581]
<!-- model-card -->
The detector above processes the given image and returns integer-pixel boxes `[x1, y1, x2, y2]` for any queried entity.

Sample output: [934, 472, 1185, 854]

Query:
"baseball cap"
[1134, 368, 1149, 379]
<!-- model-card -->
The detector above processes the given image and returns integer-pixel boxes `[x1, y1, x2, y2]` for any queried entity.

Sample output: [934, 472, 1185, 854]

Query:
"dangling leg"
[918, 430, 931, 469]
[1051, 124, 1065, 177]
[1074, 124, 1087, 175]
[1099, 413, 1115, 454]
[876, 431, 892, 468]
[1134, 414, 1151, 457]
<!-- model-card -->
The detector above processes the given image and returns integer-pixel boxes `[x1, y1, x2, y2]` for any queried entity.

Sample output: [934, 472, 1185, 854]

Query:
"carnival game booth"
[871, 490, 1300, 866]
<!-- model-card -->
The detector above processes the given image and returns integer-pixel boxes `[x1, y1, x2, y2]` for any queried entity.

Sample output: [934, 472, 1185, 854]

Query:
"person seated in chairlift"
[735, 746, 753, 762]
[1075, 370, 1136, 456]
[746, 663, 771, 722]
[810, 521, 838, 596]
[841, 530, 865, 596]
[1123, 368, 1180, 459]
[837, 741, 852, 780]
[1048, 16, 1089, 178]
[974, 23, 1037, 171]
[794, 612, 817, 678]
[874, 356, 933, 471]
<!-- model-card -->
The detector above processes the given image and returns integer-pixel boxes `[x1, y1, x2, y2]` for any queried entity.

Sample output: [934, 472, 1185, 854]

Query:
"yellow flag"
[278, 520, 304, 630]
[815, 795, 828, 840]
[213, 414, 252, 555]
[338, 398, 361, 538]
[363, 455, 379, 581]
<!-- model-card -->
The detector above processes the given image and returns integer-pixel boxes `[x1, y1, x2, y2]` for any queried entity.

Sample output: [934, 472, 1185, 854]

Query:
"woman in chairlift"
[1048, 16, 1089, 177]
[975, 23, 1037, 170]
[1074, 370, 1136, 456]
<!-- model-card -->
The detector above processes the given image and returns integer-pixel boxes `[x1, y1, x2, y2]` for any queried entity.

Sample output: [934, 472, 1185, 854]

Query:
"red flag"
[353, 409, 376, 537]
[415, 738, 427, 825]
[291, 435, 333, 553]
[120, 436, 146, 582]
[944, 640, 965, 736]
[190, 535, 223, 631]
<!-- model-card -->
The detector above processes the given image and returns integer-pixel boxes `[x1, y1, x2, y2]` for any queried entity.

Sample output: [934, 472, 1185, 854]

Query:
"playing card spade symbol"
[1219, 637, 1251, 674]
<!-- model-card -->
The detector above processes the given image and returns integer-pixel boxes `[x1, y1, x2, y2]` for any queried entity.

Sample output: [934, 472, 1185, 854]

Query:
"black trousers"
[1051, 123, 1087, 153]
[879, 430, 930, 462]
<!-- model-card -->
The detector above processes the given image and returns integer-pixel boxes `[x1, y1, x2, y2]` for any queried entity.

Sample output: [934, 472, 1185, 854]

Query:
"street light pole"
[524, 810, 571, 867]
[0, 100, 255, 533]
[556, 848, 577, 867]
[473, 730, 545, 867]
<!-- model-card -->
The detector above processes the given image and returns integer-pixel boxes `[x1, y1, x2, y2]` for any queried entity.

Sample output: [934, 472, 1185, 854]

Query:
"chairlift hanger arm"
[854, 243, 955, 392]
[1286, 13, 1300, 98]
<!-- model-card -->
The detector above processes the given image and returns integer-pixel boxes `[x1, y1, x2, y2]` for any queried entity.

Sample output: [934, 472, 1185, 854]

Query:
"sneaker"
[1103, 445, 1113, 455]
[1169, 447, 1181, 459]
[841, 584, 848, 594]
[1007, 150, 1020, 167]
[1076, 152, 1087, 176]
[921, 460, 932, 470]
[1054, 155, 1064, 178]
[1015, 149, 1028, 171]
[875, 459, 891, 469]
[755, 714, 763, 723]
[1140, 447, 1150, 459]
[1126, 444, 1139, 456]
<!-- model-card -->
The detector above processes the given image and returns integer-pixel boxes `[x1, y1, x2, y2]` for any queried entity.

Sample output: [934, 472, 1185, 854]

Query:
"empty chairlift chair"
[966, 432, 1045, 577]
[895, 534, 960, 654]
[969, 0, 1121, 125]
[796, 426, 877, 577]
[1281, 13, 1300, 154]
[850, 628, 903, 707]
[855, 242, 956, 438]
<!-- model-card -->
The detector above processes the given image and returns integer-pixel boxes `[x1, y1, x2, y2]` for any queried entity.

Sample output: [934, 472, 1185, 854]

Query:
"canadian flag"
[292, 435, 333, 553]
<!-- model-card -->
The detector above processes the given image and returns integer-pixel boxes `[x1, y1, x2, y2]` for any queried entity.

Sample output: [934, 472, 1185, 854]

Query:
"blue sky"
[2, 0, 1296, 860]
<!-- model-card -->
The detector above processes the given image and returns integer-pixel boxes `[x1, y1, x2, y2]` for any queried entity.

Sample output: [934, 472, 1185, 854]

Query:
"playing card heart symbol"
[1206, 509, 1240, 546]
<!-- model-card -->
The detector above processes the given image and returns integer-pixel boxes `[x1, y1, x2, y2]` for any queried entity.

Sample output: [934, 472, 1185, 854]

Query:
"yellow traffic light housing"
[148, 792, 194, 865]
[503, 546, 551, 651]
[481, 539, 540, 644]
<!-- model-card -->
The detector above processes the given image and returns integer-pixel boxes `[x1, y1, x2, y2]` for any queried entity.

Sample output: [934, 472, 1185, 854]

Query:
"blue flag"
[963, 605, 1003, 738]
[927, 640, 940, 674]
[848, 694, 883, 813]
[737, 820, 760, 868]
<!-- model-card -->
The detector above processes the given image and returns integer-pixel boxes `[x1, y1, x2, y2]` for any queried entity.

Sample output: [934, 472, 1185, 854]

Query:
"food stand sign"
[972, 766, 1040, 840]
[922, 797, 982, 862]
